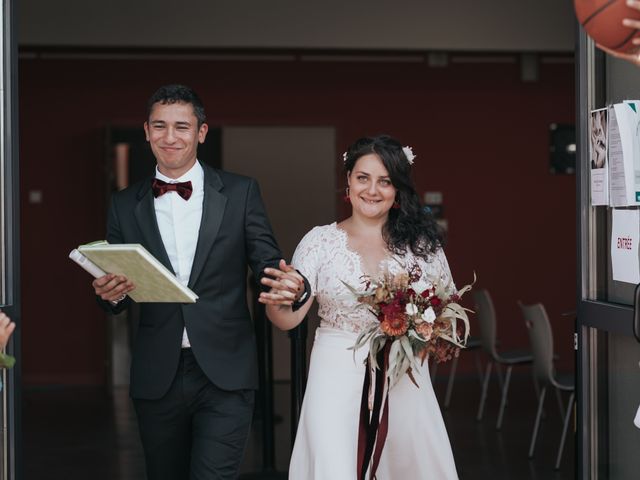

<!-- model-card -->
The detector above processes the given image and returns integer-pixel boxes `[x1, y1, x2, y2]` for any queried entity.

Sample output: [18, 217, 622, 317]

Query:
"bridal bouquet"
[347, 262, 473, 388]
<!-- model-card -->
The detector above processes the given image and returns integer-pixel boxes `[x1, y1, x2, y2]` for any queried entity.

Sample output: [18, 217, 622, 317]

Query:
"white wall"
[19, 0, 575, 52]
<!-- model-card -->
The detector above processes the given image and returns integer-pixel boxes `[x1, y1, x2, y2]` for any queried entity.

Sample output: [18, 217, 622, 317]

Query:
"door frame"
[1, 1, 21, 479]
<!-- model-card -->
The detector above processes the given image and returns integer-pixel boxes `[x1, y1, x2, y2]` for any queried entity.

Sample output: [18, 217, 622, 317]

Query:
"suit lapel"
[188, 164, 227, 288]
[134, 179, 175, 274]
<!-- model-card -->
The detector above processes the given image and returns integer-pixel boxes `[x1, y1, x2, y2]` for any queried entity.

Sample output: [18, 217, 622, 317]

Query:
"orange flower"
[380, 313, 408, 337]
[415, 322, 433, 341]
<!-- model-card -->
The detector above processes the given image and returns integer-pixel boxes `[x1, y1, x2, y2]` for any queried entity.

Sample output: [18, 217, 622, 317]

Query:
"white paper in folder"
[69, 241, 198, 303]
[69, 248, 107, 278]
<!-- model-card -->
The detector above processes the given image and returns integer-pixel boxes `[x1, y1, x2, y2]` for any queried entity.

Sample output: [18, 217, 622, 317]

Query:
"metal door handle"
[633, 284, 640, 343]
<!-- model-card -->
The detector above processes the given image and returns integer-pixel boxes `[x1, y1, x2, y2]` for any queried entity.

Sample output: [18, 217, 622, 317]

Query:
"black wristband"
[292, 270, 311, 312]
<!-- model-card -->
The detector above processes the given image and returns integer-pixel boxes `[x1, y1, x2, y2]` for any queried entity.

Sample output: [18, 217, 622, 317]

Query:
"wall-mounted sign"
[611, 208, 640, 284]
[590, 108, 608, 205]
[608, 102, 640, 207]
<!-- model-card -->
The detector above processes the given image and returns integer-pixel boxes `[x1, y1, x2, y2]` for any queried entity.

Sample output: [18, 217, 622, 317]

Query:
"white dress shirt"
[154, 161, 204, 348]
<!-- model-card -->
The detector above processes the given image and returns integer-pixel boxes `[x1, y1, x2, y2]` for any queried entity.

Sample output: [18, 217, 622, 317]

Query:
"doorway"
[576, 31, 640, 479]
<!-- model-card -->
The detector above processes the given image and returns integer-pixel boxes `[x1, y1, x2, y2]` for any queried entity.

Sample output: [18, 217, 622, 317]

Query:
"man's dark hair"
[146, 84, 207, 127]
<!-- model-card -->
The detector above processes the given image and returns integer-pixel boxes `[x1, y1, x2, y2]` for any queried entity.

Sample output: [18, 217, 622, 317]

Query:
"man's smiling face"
[144, 101, 208, 179]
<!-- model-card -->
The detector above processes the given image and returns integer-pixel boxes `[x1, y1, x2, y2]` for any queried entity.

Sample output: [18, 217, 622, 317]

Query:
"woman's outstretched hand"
[0, 312, 15, 351]
[259, 260, 305, 306]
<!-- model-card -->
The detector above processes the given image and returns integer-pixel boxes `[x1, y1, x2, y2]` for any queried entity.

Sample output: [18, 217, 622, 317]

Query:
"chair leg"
[474, 351, 484, 384]
[555, 392, 575, 470]
[529, 386, 547, 458]
[555, 387, 565, 421]
[495, 363, 504, 390]
[477, 361, 493, 421]
[496, 365, 513, 430]
[444, 354, 459, 409]
[532, 370, 540, 400]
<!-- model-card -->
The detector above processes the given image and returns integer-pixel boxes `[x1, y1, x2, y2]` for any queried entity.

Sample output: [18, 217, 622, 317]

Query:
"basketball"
[574, 0, 640, 53]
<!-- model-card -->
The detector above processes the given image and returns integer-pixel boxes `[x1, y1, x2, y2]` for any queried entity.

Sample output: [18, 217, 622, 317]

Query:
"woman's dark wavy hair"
[344, 135, 444, 259]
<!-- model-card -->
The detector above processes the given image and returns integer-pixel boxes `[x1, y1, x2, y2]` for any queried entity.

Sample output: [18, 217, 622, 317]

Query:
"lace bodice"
[291, 222, 456, 334]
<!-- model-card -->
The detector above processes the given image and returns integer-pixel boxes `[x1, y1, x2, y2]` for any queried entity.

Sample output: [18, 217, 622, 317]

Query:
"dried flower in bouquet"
[347, 259, 474, 480]
[346, 261, 474, 388]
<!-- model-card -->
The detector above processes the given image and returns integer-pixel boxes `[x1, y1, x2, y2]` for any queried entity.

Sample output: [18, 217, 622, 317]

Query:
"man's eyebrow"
[149, 120, 166, 125]
[176, 121, 192, 126]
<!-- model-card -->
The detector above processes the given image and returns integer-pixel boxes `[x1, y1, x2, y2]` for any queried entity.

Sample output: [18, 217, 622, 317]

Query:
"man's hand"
[259, 260, 305, 306]
[0, 312, 15, 351]
[92, 274, 135, 303]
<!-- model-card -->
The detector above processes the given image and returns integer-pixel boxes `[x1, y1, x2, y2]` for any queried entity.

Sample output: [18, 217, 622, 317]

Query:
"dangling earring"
[343, 187, 351, 203]
[392, 200, 400, 209]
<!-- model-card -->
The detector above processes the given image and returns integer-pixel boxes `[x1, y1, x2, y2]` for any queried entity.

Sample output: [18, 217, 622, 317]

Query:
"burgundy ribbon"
[151, 178, 193, 200]
[357, 340, 391, 480]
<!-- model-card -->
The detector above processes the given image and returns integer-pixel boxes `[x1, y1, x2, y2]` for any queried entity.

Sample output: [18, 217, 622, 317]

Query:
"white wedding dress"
[288, 223, 459, 480]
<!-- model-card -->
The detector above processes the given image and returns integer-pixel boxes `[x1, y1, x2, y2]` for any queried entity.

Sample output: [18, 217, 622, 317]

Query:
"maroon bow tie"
[151, 178, 193, 200]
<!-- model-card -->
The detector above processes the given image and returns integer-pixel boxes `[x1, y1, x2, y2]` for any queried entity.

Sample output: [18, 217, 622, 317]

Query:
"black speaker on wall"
[549, 123, 576, 175]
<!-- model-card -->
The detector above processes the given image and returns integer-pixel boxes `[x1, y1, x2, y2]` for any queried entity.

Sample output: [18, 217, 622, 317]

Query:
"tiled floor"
[22, 372, 574, 479]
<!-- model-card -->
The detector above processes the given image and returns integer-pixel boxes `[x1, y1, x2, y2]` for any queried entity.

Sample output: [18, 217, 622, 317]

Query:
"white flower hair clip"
[342, 146, 416, 165]
[402, 146, 416, 165]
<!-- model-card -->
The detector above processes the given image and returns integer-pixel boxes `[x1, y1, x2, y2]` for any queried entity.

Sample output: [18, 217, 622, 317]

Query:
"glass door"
[0, 1, 19, 479]
[577, 27, 640, 480]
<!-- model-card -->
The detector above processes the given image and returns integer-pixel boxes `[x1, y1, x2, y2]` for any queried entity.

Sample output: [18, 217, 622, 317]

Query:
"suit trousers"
[133, 348, 255, 480]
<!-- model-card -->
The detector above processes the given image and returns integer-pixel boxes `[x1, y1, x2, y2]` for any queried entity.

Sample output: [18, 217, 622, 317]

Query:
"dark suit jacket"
[99, 162, 282, 400]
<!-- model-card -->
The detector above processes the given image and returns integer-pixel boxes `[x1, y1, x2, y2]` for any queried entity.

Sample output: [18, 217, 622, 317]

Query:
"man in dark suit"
[92, 84, 308, 480]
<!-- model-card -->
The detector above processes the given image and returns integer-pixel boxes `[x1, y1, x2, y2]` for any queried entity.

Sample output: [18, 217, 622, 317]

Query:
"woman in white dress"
[259, 135, 459, 479]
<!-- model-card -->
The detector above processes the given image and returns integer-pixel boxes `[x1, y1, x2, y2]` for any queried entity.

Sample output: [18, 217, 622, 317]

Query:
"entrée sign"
[611, 210, 640, 284]
[616, 237, 633, 250]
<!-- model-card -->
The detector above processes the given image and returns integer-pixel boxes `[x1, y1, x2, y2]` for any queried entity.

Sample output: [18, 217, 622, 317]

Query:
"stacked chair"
[429, 337, 483, 408]
[473, 289, 534, 430]
[442, 336, 483, 409]
[519, 302, 575, 470]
